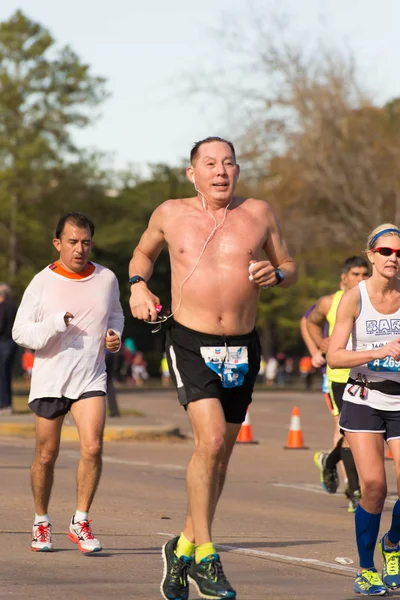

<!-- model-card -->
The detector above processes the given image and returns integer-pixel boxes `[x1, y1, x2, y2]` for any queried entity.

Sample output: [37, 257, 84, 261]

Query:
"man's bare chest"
[166, 215, 266, 260]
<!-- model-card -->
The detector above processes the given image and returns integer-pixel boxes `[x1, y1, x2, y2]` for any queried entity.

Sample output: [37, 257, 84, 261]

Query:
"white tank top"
[343, 279, 400, 410]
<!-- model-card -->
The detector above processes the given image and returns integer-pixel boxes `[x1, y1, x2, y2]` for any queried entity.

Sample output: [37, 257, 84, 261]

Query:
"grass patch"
[117, 408, 144, 417]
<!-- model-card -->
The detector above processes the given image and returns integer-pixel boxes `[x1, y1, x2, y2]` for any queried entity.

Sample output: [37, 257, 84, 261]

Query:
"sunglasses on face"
[373, 247, 400, 258]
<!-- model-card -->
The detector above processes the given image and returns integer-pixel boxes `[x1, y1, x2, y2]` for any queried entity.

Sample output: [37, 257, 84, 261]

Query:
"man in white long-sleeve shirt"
[13, 212, 124, 553]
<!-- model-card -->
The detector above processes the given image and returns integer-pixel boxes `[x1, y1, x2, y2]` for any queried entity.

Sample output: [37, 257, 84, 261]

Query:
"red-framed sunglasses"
[373, 247, 400, 258]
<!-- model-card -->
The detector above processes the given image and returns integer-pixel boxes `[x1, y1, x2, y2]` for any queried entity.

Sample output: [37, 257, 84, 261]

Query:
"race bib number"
[367, 341, 400, 372]
[200, 346, 249, 388]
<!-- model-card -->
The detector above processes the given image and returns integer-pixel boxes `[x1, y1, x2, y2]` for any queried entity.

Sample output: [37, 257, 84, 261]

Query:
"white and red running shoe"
[31, 521, 54, 552]
[67, 517, 102, 553]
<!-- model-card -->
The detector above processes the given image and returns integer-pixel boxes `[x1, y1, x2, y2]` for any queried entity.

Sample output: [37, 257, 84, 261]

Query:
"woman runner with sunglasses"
[328, 223, 400, 596]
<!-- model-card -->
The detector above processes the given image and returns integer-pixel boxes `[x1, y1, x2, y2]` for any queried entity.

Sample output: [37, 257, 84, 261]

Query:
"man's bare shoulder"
[239, 197, 272, 213]
[159, 197, 197, 210]
[235, 198, 275, 229]
[316, 293, 335, 314]
[154, 197, 197, 217]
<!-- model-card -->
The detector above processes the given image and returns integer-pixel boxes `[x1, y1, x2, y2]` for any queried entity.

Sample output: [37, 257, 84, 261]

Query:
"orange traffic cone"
[236, 409, 258, 444]
[387, 446, 393, 459]
[284, 406, 308, 449]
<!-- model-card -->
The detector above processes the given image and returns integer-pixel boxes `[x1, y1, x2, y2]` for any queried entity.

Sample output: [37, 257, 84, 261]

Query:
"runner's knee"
[196, 435, 226, 459]
[80, 439, 103, 461]
[34, 442, 59, 467]
[361, 479, 387, 510]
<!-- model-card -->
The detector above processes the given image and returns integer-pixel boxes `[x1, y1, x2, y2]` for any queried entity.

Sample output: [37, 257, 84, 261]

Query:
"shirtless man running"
[129, 136, 298, 600]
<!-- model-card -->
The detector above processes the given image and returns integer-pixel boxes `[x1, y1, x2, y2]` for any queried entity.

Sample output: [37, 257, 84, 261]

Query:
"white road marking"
[68, 451, 400, 506]
[66, 450, 186, 471]
[385, 496, 396, 505]
[157, 533, 356, 574]
[272, 483, 329, 495]
[272, 482, 398, 505]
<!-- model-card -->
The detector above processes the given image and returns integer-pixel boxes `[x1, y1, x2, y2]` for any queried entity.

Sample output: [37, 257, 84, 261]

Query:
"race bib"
[200, 346, 249, 388]
[367, 341, 400, 372]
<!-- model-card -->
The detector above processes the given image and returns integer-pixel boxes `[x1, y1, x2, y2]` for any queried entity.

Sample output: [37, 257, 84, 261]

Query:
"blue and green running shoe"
[348, 490, 362, 513]
[379, 535, 400, 589]
[313, 451, 339, 494]
[161, 536, 192, 600]
[188, 553, 236, 599]
[353, 568, 388, 596]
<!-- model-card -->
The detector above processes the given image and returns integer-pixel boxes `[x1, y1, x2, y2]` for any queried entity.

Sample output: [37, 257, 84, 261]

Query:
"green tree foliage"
[192, 18, 400, 355]
[0, 10, 107, 290]
[6, 9, 394, 358]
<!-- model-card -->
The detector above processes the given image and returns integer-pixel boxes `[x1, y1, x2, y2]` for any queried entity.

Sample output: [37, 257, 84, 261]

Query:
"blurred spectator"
[160, 353, 171, 388]
[257, 355, 267, 383]
[299, 355, 314, 390]
[0, 283, 18, 415]
[284, 357, 294, 385]
[22, 349, 35, 380]
[265, 356, 278, 386]
[105, 351, 121, 417]
[276, 351, 286, 386]
[131, 351, 149, 387]
[114, 345, 125, 382]
[121, 337, 136, 382]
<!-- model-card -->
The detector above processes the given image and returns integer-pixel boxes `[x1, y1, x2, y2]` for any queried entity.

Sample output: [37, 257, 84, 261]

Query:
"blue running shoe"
[161, 536, 192, 600]
[353, 568, 388, 595]
[379, 535, 400, 590]
[188, 553, 236, 599]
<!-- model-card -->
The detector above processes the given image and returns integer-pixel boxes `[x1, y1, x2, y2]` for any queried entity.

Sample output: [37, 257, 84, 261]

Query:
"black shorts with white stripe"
[165, 320, 261, 424]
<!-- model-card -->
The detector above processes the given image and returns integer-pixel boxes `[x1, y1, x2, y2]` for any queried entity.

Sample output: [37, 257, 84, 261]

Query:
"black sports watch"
[273, 268, 284, 286]
[129, 275, 146, 286]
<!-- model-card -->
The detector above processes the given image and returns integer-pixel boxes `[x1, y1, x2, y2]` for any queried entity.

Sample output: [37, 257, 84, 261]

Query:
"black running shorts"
[340, 400, 400, 441]
[30, 390, 106, 420]
[329, 381, 346, 417]
[165, 321, 261, 424]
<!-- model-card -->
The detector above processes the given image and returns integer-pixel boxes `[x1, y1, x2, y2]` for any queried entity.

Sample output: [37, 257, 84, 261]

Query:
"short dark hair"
[190, 136, 236, 165]
[341, 256, 369, 274]
[55, 213, 95, 240]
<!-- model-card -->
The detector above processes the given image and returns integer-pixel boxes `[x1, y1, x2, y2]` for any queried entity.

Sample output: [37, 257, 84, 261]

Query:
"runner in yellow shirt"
[307, 256, 369, 511]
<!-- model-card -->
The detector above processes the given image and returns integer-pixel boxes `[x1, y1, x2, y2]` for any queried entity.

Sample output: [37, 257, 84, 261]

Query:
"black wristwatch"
[129, 275, 146, 286]
[273, 268, 284, 286]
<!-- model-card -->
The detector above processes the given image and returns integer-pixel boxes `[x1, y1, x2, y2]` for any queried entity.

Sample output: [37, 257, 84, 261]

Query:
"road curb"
[102, 424, 184, 442]
[0, 422, 185, 442]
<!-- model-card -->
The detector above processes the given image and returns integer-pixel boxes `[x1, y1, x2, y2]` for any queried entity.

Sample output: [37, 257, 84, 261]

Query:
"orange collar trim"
[48, 261, 96, 280]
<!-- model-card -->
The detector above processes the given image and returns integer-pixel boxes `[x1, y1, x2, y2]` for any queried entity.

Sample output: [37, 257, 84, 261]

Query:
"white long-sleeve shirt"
[13, 262, 124, 402]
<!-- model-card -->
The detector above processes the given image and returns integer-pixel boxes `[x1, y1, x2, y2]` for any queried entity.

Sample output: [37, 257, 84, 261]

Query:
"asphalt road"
[0, 388, 397, 599]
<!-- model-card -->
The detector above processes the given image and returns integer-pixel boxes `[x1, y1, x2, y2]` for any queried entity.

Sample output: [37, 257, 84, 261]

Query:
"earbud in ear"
[192, 175, 196, 184]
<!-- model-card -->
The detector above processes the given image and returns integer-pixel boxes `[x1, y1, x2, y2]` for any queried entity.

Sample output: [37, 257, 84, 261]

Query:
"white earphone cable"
[148, 183, 231, 331]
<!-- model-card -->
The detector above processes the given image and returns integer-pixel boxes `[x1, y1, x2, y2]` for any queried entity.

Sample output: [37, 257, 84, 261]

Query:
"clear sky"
[2, 0, 400, 172]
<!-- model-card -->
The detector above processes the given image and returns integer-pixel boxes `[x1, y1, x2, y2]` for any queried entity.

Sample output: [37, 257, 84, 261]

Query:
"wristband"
[273, 268, 284, 286]
[129, 275, 146, 286]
